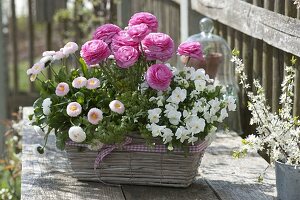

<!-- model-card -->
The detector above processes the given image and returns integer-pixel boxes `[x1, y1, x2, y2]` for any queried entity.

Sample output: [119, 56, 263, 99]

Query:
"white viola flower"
[40, 55, 53, 64]
[67, 102, 82, 117]
[175, 126, 190, 143]
[42, 51, 56, 57]
[148, 108, 162, 123]
[72, 77, 87, 88]
[42, 98, 52, 115]
[191, 68, 207, 80]
[190, 90, 200, 98]
[206, 85, 215, 92]
[146, 123, 166, 137]
[87, 108, 103, 125]
[162, 128, 174, 143]
[218, 108, 228, 122]
[68, 126, 86, 143]
[186, 116, 206, 134]
[109, 100, 125, 114]
[208, 98, 221, 114]
[194, 79, 206, 92]
[164, 103, 179, 114]
[30, 62, 45, 75]
[86, 78, 100, 90]
[166, 110, 181, 125]
[167, 87, 187, 104]
[53, 51, 65, 60]
[63, 42, 79, 56]
[227, 96, 236, 111]
[183, 67, 195, 80]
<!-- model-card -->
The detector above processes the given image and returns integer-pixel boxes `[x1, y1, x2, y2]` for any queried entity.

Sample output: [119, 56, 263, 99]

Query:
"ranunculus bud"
[93, 24, 121, 44]
[141, 33, 174, 62]
[111, 31, 139, 54]
[128, 12, 158, 32]
[146, 64, 173, 91]
[80, 40, 110, 66]
[177, 41, 204, 60]
[114, 46, 139, 68]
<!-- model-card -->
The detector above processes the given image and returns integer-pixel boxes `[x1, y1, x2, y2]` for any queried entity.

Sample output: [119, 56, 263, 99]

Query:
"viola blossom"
[55, 82, 70, 96]
[80, 40, 110, 66]
[148, 108, 162, 123]
[141, 33, 174, 62]
[68, 126, 86, 143]
[128, 12, 158, 32]
[42, 98, 52, 116]
[86, 78, 100, 89]
[146, 64, 173, 91]
[111, 31, 139, 54]
[67, 102, 82, 117]
[166, 87, 187, 104]
[72, 77, 87, 89]
[87, 108, 103, 125]
[109, 100, 125, 114]
[127, 23, 151, 42]
[177, 41, 204, 60]
[63, 42, 79, 56]
[114, 46, 139, 68]
[93, 24, 121, 44]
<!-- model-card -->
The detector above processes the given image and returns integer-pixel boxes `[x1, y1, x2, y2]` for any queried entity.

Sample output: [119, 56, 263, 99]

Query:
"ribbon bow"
[93, 137, 132, 171]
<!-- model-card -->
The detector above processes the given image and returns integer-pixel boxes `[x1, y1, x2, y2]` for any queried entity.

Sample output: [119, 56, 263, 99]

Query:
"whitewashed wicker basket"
[65, 134, 208, 187]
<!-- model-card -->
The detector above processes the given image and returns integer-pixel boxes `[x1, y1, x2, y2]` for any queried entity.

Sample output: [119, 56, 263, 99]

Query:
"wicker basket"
[65, 135, 207, 187]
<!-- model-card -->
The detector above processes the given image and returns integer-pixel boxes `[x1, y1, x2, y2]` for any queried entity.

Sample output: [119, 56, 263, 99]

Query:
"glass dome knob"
[200, 18, 214, 34]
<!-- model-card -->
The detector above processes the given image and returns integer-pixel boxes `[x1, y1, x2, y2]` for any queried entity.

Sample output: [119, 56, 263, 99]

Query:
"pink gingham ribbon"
[66, 137, 210, 171]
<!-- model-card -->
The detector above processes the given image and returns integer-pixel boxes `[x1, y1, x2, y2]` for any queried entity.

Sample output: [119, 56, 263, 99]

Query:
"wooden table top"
[21, 107, 276, 200]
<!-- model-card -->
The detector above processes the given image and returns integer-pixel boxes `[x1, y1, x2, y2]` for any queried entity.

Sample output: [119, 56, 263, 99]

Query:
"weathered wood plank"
[191, 0, 300, 57]
[21, 108, 125, 200]
[200, 133, 276, 200]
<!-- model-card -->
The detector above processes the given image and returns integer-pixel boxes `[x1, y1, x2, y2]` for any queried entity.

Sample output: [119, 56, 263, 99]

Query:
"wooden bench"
[21, 107, 276, 200]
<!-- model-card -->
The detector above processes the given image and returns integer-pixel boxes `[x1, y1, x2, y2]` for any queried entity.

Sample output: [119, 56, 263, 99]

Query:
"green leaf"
[79, 58, 88, 77]
[56, 132, 69, 150]
[75, 91, 85, 104]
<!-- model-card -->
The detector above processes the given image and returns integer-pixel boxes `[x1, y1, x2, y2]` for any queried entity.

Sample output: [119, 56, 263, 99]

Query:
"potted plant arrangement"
[27, 12, 236, 187]
[232, 50, 300, 200]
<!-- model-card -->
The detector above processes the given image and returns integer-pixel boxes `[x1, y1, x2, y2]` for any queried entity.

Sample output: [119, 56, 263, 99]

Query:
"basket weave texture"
[65, 134, 206, 187]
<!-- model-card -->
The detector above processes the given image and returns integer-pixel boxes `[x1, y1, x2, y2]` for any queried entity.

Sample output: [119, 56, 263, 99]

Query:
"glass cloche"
[178, 17, 242, 134]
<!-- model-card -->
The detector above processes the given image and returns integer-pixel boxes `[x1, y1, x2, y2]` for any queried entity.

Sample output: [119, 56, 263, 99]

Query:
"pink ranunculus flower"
[55, 82, 70, 96]
[177, 41, 204, 60]
[87, 108, 103, 125]
[80, 40, 110, 66]
[111, 31, 139, 54]
[72, 77, 87, 89]
[93, 24, 121, 44]
[67, 102, 82, 117]
[141, 33, 174, 62]
[109, 100, 125, 114]
[127, 23, 151, 42]
[146, 64, 173, 91]
[114, 46, 139, 68]
[86, 78, 100, 89]
[128, 12, 158, 32]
